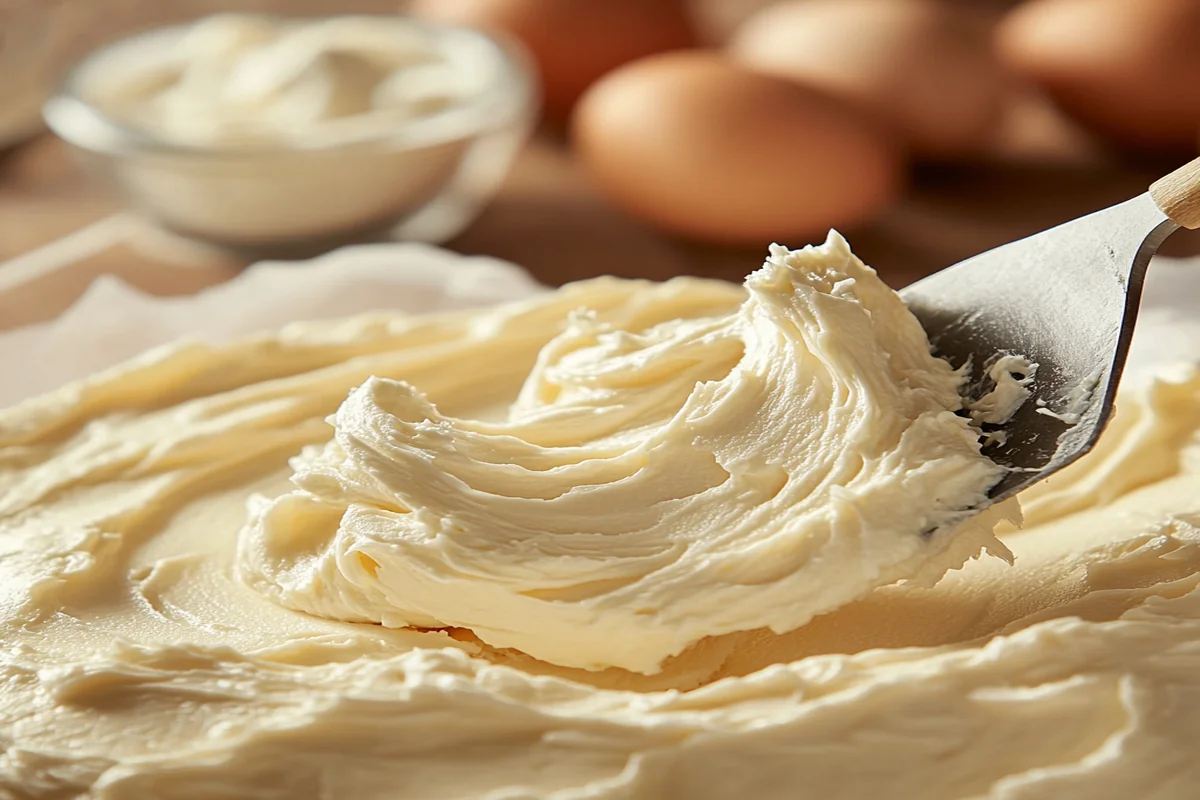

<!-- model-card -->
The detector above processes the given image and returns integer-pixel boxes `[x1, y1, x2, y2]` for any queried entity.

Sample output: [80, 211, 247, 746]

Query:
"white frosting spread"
[4, 237, 1200, 798]
[968, 353, 1038, 425]
[239, 236, 1009, 673]
[91, 14, 486, 148]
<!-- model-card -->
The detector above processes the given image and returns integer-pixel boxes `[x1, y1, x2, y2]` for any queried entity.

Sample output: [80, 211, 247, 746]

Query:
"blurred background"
[2, 0, 1200, 297]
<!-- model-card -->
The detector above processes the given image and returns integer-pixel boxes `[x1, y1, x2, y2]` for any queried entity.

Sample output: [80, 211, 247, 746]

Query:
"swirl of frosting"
[238, 233, 1010, 674]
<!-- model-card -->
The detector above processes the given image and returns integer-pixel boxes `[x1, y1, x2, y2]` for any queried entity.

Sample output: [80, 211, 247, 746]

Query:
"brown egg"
[407, 0, 696, 121]
[571, 52, 905, 246]
[996, 0, 1200, 151]
[728, 0, 1007, 159]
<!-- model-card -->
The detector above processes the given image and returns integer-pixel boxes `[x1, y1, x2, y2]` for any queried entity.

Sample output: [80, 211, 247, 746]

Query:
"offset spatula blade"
[900, 193, 1177, 503]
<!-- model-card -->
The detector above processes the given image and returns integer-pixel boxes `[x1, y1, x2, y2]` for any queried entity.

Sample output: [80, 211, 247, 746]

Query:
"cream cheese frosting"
[238, 235, 1010, 674]
[3, 238, 1200, 798]
[91, 14, 487, 149]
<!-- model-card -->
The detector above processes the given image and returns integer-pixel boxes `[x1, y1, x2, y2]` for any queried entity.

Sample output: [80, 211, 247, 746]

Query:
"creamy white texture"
[239, 236, 1008, 673]
[93, 14, 485, 148]
[968, 353, 1038, 425]
[4, 244, 1200, 798]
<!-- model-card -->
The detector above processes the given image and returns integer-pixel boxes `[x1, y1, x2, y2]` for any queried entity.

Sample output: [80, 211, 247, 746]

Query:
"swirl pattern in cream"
[238, 234, 1010, 673]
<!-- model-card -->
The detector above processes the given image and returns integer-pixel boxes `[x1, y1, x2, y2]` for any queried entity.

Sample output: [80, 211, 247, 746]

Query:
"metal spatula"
[899, 156, 1200, 506]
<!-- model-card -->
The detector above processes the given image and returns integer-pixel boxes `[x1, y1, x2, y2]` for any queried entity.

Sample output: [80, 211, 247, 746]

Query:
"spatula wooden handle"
[1151, 156, 1200, 229]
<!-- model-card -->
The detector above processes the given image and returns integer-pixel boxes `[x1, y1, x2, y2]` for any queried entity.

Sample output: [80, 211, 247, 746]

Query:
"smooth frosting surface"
[3, 240, 1200, 798]
[239, 236, 1008, 673]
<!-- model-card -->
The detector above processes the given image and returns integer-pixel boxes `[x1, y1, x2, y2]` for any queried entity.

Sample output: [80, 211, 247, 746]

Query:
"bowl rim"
[42, 12, 539, 159]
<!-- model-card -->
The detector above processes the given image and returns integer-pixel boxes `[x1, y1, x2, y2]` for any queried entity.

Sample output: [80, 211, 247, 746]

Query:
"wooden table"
[2, 128, 1198, 333]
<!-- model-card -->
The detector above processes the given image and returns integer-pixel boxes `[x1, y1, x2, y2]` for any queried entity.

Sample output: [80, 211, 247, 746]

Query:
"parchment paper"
[0, 242, 545, 407]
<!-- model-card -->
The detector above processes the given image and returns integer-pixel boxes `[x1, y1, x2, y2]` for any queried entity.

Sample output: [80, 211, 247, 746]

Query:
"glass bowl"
[43, 15, 538, 255]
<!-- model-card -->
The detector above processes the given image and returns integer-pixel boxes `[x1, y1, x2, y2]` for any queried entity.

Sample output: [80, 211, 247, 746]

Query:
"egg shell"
[571, 51, 905, 246]
[729, 0, 1006, 160]
[996, 0, 1200, 151]
[407, 0, 696, 121]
